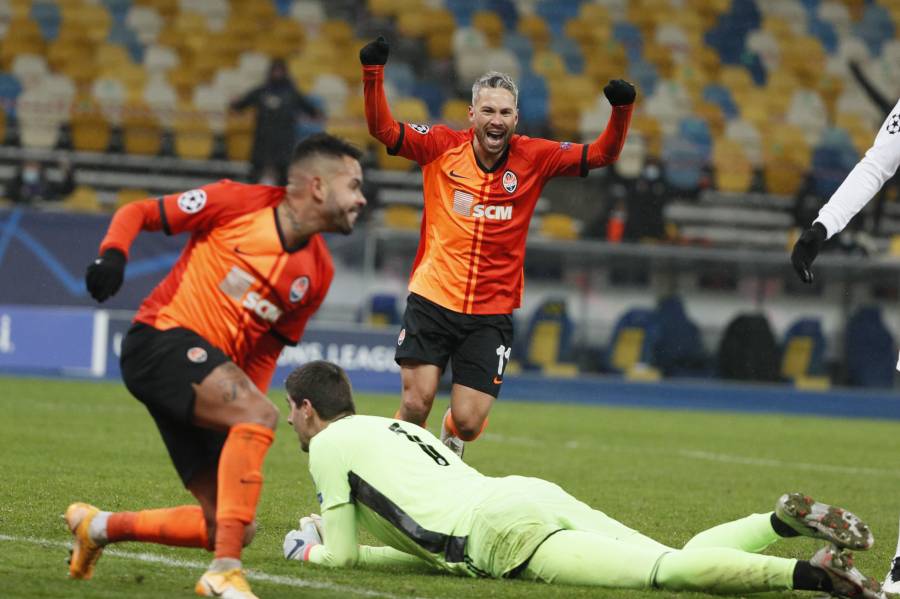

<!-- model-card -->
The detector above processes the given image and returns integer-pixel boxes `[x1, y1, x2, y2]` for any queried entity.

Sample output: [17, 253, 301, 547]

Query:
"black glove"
[359, 36, 389, 66]
[604, 79, 636, 106]
[791, 222, 827, 284]
[85, 248, 126, 302]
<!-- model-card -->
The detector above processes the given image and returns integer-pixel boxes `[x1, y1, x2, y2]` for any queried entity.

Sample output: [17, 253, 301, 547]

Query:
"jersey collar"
[273, 207, 311, 253]
[471, 138, 511, 174]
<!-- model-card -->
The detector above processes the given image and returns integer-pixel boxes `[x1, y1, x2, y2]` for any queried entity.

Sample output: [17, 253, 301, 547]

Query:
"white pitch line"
[482, 433, 900, 478]
[0, 534, 430, 599]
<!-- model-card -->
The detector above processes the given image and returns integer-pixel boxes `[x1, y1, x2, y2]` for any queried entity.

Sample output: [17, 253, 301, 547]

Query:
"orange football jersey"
[126, 181, 333, 387]
[390, 124, 588, 314]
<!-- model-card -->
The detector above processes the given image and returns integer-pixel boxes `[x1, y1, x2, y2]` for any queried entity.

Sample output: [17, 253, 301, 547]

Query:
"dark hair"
[291, 132, 362, 165]
[285, 360, 356, 420]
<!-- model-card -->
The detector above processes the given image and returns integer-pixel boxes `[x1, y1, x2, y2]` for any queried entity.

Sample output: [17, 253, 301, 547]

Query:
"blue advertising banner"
[0, 305, 103, 376]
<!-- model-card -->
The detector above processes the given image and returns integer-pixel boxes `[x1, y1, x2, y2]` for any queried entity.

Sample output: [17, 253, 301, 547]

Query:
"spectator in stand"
[230, 59, 324, 185]
[7, 158, 75, 205]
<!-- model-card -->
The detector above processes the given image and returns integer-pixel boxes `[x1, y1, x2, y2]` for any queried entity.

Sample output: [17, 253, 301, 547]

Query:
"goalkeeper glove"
[791, 222, 827, 284]
[604, 79, 636, 106]
[85, 248, 126, 302]
[283, 514, 323, 561]
[360, 36, 390, 66]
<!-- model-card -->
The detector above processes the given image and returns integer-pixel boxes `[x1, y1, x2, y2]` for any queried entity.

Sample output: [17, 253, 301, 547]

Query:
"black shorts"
[120, 323, 230, 486]
[395, 293, 514, 397]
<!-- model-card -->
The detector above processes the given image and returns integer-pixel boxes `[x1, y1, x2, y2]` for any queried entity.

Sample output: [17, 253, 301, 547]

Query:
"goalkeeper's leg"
[520, 531, 831, 594]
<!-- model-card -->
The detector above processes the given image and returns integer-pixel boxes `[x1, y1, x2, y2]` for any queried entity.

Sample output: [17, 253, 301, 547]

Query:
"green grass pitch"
[3, 376, 900, 598]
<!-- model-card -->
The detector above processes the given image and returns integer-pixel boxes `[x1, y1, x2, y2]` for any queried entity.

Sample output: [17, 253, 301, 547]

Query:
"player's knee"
[241, 394, 279, 429]
[453, 413, 487, 441]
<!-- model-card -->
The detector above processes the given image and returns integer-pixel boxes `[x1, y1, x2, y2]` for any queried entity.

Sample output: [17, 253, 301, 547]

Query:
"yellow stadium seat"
[540, 213, 579, 240]
[397, 12, 431, 38]
[531, 50, 566, 78]
[122, 103, 163, 156]
[472, 11, 504, 47]
[116, 188, 150, 209]
[327, 120, 371, 152]
[174, 107, 214, 160]
[427, 31, 454, 60]
[382, 204, 420, 229]
[225, 112, 254, 161]
[70, 103, 112, 152]
[518, 14, 550, 49]
[64, 186, 103, 213]
[321, 19, 355, 46]
[392, 97, 429, 124]
[611, 328, 644, 372]
[630, 114, 663, 158]
[377, 145, 414, 171]
[441, 98, 470, 129]
[712, 137, 753, 193]
[781, 336, 812, 380]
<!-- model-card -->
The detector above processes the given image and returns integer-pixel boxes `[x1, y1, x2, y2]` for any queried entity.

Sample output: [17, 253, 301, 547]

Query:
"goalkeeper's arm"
[285, 503, 425, 569]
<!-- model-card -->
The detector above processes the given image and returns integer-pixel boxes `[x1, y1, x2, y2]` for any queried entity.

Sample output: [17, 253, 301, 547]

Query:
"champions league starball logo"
[887, 114, 900, 135]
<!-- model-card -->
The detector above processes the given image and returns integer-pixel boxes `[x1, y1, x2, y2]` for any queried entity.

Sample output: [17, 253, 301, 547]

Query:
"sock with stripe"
[215, 422, 274, 560]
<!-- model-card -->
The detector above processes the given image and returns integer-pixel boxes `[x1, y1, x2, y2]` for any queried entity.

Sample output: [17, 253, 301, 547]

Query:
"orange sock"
[215, 422, 274, 560]
[444, 409, 488, 441]
[107, 505, 208, 548]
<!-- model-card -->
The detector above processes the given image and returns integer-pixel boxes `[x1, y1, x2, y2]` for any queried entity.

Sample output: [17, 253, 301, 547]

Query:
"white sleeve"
[815, 97, 900, 239]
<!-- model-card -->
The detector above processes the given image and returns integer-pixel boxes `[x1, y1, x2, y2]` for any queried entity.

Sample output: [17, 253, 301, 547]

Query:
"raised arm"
[585, 80, 635, 168]
[360, 37, 402, 149]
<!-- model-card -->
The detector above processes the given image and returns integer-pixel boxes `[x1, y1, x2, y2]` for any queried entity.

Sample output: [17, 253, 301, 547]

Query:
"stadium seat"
[358, 294, 401, 328]
[654, 296, 709, 377]
[224, 111, 253, 161]
[63, 185, 103, 213]
[173, 105, 214, 160]
[440, 98, 470, 129]
[116, 188, 151, 209]
[605, 307, 662, 378]
[717, 313, 780, 382]
[540, 213, 579, 240]
[845, 306, 896, 389]
[70, 100, 112, 152]
[780, 317, 828, 386]
[122, 103, 163, 156]
[381, 204, 420, 229]
[520, 297, 577, 376]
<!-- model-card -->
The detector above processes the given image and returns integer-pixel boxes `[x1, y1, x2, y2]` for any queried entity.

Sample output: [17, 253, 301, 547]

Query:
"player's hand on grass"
[360, 36, 390, 66]
[604, 79, 636, 106]
[85, 248, 126, 302]
[791, 222, 827, 284]
[283, 515, 323, 561]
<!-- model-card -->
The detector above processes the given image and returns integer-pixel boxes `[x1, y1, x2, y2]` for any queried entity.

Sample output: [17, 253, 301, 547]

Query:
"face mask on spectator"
[23, 167, 39, 185]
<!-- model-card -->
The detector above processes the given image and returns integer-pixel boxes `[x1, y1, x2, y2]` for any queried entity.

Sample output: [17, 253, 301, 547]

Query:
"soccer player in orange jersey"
[65, 133, 366, 599]
[360, 37, 635, 457]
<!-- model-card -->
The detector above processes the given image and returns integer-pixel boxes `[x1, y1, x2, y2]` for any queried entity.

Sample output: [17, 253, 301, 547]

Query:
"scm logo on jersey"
[243, 291, 283, 322]
[472, 204, 513, 221]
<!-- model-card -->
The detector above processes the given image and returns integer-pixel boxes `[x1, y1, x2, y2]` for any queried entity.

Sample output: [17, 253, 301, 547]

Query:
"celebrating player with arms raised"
[66, 133, 366, 599]
[361, 36, 636, 457]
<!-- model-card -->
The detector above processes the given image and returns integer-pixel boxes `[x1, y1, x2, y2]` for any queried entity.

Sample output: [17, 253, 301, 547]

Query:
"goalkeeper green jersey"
[307, 414, 561, 577]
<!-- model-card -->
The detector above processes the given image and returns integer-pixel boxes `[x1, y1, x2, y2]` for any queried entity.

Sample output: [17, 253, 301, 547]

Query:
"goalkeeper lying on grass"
[281, 360, 889, 598]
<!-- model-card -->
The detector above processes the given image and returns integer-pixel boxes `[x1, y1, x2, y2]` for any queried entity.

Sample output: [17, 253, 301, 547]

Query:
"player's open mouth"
[486, 131, 505, 142]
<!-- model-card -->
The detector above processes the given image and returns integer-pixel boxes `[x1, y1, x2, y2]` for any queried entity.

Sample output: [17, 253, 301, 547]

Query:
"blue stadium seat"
[654, 296, 709, 377]
[274, 0, 294, 16]
[808, 17, 838, 54]
[678, 117, 712, 159]
[503, 32, 534, 64]
[550, 37, 583, 73]
[518, 74, 548, 126]
[0, 74, 23, 118]
[520, 297, 575, 372]
[629, 60, 658, 98]
[811, 130, 859, 198]
[31, 3, 61, 40]
[101, 0, 132, 23]
[485, 0, 518, 30]
[743, 51, 766, 85]
[605, 307, 662, 374]
[855, 3, 895, 57]
[702, 84, 738, 118]
[108, 24, 145, 62]
[534, 0, 580, 36]
[386, 61, 417, 97]
[413, 81, 446, 120]
[845, 306, 896, 388]
[445, 0, 477, 27]
[613, 22, 643, 63]
[780, 317, 827, 381]
[358, 294, 401, 328]
[662, 137, 706, 192]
